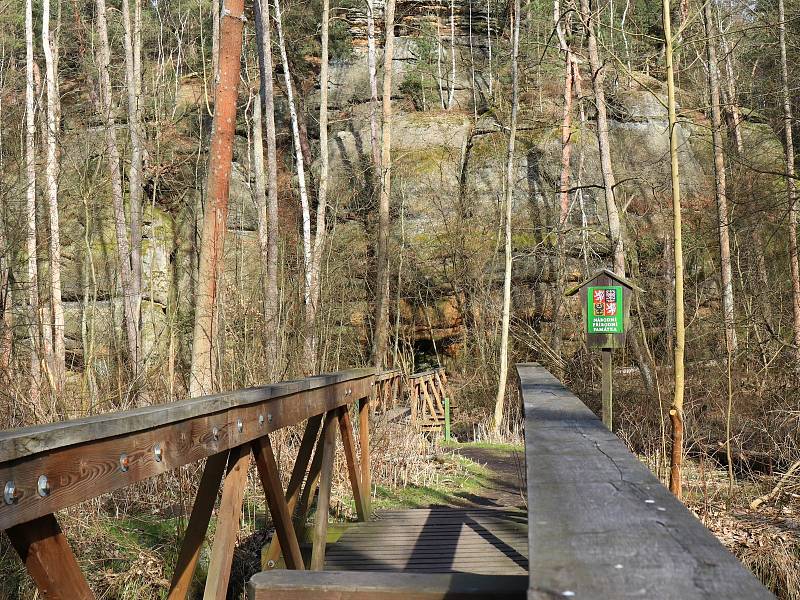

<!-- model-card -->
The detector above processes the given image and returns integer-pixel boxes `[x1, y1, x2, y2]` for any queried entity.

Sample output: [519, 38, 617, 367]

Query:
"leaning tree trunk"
[663, 0, 685, 498]
[493, 0, 520, 435]
[578, 0, 654, 391]
[703, 1, 737, 355]
[779, 0, 800, 371]
[254, 0, 281, 376]
[42, 0, 65, 396]
[371, 0, 397, 369]
[189, 0, 246, 397]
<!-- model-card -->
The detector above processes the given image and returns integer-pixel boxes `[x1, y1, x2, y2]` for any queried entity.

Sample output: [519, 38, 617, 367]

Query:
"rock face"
[31, 11, 784, 377]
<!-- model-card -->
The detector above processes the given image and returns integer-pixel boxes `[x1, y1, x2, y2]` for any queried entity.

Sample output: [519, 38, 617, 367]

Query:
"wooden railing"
[517, 363, 774, 599]
[0, 368, 401, 600]
[372, 368, 402, 413]
[407, 367, 451, 435]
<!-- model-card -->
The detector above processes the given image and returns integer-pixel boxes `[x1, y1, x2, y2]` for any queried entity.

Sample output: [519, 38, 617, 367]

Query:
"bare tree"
[303, 0, 331, 370]
[25, 0, 42, 405]
[189, 0, 246, 397]
[95, 0, 141, 389]
[448, 0, 457, 109]
[372, 0, 397, 369]
[703, 1, 737, 355]
[254, 0, 281, 375]
[578, 0, 654, 391]
[779, 0, 800, 370]
[493, 0, 520, 434]
[42, 0, 65, 394]
[122, 0, 145, 371]
[366, 0, 381, 180]
[662, 0, 685, 498]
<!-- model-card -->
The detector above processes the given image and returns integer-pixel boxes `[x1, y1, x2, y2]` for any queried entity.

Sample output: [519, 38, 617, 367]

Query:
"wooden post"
[310, 412, 337, 570]
[6, 514, 94, 600]
[601, 348, 613, 430]
[359, 394, 371, 517]
[168, 450, 229, 599]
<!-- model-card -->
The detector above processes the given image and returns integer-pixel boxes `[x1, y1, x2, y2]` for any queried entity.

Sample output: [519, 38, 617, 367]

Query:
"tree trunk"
[95, 0, 140, 389]
[448, 0, 457, 109]
[493, 0, 520, 434]
[372, 0, 397, 369]
[42, 0, 65, 395]
[579, 0, 654, 391]
[366, 0, 381, 181]
[25, 0, 42, 406]
[0, 205, 11, 378]
[274, 0, 313, 321]
[554, 48, 574, 356]
[703, 1, 737, 355]
[254, 0, 281, 376]
[578, 0, 624, 275]
[663, 0, 685, 498]
[189, 0, 246, 397]
[779, 0, 800, 370]
[122, 0, 144, 371]
[302, 0, 331, 372]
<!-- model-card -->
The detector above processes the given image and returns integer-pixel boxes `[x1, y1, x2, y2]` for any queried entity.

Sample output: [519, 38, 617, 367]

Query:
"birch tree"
[42, 0, 65, 394]
[372, 0, 397, 369]
[254, 0, 281, 374]
[703, 1, 737, 355]
[448, 0, 457, 109]
[493, 0, 520, 434]
[303, 0, 331, 370]
[274, 0, 313, 332]
[25, 0, 42, 405]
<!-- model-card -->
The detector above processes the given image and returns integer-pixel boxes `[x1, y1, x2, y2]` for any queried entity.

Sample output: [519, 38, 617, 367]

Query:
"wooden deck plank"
[324, 508, 528, 575]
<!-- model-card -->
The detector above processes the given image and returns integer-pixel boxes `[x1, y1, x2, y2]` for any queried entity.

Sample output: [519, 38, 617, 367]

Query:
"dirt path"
[449, 447, 527, 510]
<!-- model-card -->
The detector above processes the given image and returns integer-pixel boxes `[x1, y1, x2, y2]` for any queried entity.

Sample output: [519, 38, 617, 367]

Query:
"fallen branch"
[750, 459, 800, 509]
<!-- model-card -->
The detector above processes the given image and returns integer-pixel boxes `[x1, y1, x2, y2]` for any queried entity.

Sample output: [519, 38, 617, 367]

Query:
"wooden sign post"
[566, 269, 642, 430]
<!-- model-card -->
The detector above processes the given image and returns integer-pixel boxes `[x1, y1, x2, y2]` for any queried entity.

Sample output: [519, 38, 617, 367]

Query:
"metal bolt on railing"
[212, 427, 220, 441]
[119, 453, 129, 472]
[258, 414, 265, 427]
[237, 419, 243, 433]
[37, 475, 50, 497]
[3, 481, 17, 505]
[153, 444, 163, 463]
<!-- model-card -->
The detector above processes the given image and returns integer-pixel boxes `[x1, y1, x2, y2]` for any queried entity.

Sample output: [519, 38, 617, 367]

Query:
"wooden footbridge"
[0, 364, 775, 599]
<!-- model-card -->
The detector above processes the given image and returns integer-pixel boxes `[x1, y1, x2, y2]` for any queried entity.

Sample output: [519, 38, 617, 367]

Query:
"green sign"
[587, 286, 624, 334]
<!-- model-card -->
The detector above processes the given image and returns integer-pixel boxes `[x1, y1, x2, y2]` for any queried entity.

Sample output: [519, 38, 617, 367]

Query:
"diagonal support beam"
[6, 513, 94, 600]
[252, 435, 305, 570]
[309, 411, 338, 571]
[167, 450, 229, 599]
[203, 444, 251, 600]
[337, 406, 366, 521]
[262, 414, 322, 567]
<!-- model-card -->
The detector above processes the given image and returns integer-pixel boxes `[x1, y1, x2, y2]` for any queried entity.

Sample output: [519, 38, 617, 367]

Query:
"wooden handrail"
[0, 366, 433, 599]
[517, 363, 774, 599]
